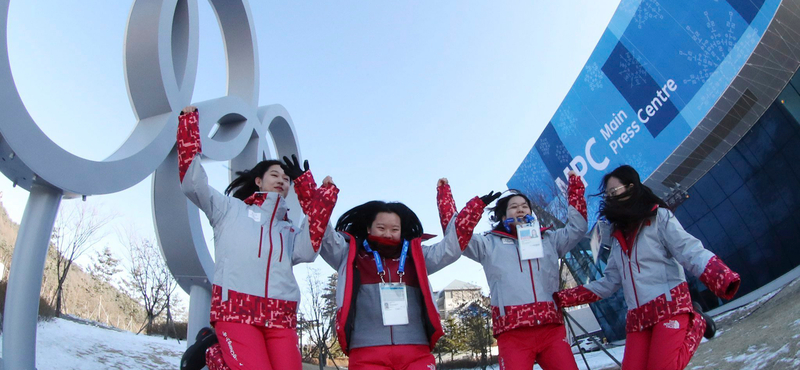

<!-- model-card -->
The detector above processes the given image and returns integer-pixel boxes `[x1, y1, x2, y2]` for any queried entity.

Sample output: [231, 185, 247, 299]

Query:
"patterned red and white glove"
[553, 286, 601, 308]
[454, 197, 486, 251]
[177, 111, 201, 182]
[437, 182, 457, 233]
[568, 174, 587, 220]
[293, 172, 339, 252]
[699, 255, 741, 300]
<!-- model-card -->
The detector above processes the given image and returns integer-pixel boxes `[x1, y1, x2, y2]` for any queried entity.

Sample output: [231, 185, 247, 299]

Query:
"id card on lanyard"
[379, 283, 408, 326]
[517, 221, 544, 260]
[363, 239, 411, 326]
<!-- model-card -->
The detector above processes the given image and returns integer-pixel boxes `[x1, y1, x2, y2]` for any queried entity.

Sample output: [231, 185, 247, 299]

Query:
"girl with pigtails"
[437, 173, 588, 370]
[318, 179, 495, 370]
[554, 165, 740, 370]
[176, 106, 338, 370]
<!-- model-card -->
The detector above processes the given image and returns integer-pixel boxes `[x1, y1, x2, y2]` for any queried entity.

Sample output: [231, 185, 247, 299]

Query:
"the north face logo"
[663, 320, 680, 329]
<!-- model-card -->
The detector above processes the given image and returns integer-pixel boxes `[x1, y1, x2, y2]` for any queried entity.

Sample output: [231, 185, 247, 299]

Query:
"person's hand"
[479, 191, 501, 205]
[322, 176, 335, 187]
[568, 170, 576, 178]
[437, 178, 449, 187]
[282, 154, 309, 181]
[181, 106, 197, 115]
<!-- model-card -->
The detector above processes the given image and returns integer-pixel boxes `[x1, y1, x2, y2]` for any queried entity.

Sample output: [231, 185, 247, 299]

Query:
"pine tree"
[89, 246, 122, 285]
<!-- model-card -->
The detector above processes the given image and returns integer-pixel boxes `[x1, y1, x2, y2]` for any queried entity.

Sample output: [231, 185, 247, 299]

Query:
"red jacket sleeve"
[177, 111, 201, 182]
[699, 255, 741, 300]
[567, 174, 587, 220]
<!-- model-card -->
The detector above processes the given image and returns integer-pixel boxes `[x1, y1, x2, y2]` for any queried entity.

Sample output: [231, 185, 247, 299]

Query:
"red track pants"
[621, 313, 705, 370]
[497, 324, 579, 370]
[205, 321, 302, 370]
[349, 344, 436, 370]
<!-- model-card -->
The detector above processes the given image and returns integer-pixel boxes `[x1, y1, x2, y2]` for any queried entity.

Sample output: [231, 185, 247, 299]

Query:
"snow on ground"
[3, 275, 800, 370]
[0, 318, 185, 370]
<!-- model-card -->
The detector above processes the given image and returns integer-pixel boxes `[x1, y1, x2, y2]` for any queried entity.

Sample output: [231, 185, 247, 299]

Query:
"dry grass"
[0, 201, 184, 337]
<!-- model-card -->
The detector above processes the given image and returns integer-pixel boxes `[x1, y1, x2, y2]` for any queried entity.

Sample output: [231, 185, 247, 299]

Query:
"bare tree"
[51, 202, 112, 317]
[123, 233, 174, 335]
[300, 268, 339, 370]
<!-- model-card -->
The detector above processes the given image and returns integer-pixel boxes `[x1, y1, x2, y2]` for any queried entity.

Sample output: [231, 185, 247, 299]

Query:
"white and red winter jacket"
[177, 111, 338, 329]
[554, 207, 740, 333]
[320, 192, 486, 355]
[437, 175, 588, 337]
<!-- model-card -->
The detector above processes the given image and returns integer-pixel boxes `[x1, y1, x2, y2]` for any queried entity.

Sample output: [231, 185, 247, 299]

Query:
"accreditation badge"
[379, 282, 408, 326]
[516, 221, 544, 260]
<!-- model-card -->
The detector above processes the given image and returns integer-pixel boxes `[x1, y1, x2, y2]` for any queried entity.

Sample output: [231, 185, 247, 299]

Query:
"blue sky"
[1, 1, 621, 299]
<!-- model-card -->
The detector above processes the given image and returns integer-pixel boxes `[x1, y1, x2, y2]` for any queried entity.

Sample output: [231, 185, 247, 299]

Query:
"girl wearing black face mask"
[554, 165, 740, 370]
[319, 180, 493, 370]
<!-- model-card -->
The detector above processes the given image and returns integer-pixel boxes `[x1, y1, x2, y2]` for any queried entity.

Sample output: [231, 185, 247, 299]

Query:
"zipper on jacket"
[628, 259, 640, 307]
[258, 226, 264, 258]
[528, 260, 538, 302]
[279, 234, 284, 262]
[264, 197, 281, 298]
[384, 256, 395, 345]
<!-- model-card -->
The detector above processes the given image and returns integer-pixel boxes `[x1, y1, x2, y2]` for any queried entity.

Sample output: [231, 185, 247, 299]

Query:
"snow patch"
[723, 344, 790, 370]
[0, 317, 185, 370]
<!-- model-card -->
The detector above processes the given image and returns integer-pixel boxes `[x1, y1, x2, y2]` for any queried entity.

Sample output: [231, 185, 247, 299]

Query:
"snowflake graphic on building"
[584, 62, 605, 91]
[558, 109, 579, 138]
[627, 152, 656, 177]
[538, 138, 551, 156]
[634, 0, 664, 29]
[617, 50, 649, 88]
[680, 11, 739, 86]
[556, 145, 572, 166]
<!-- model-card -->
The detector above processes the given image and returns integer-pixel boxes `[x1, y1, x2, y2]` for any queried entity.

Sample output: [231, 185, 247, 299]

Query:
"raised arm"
[425, 180, 499, 272]
[436, 179, 497, 263]
[551, 174, 589, 258]
[658, 209, 740, 300]
[178, 107, 231, 225]
[283, 155, 340, 259]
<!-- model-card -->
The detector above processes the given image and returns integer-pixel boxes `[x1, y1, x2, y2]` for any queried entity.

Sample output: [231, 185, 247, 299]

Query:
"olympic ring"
[0, 0, 301, 291]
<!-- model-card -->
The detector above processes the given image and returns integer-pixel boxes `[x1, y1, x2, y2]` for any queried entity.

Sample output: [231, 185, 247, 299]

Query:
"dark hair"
[335, 201, 423, 241]
[488, 191, 533, 232]
[598, 165, 668, 231]
[224, 160, 285, 200]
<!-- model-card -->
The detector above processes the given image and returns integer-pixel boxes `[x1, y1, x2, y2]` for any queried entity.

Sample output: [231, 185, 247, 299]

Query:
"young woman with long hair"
[176, 106, 338, 370]
[437, 174, 588, 370]
[319, 181, 493, 370]
[554, 165, 740, 370]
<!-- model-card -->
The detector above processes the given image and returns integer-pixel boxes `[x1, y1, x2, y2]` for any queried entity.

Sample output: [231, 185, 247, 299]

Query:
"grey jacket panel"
[464, 206, 587, 310]
[181, 158, 318, 303]
[321, 226, 351, 308]
[585, 208, 714, 309]
[349, 285, 429, 349]
[422, 215, 462, 274]
[551, 207, 590, 258]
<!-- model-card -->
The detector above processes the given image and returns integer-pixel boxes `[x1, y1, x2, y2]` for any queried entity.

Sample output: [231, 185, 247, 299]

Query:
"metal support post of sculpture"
[0, 0, 301, 368]
[3, 185, 62, 368]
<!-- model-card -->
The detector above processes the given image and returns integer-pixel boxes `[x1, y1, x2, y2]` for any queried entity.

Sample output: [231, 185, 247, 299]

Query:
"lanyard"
[362, 239, 409, 282]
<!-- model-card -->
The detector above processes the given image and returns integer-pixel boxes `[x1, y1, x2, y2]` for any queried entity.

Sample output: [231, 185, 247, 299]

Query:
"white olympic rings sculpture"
[0, 1, 301, 368]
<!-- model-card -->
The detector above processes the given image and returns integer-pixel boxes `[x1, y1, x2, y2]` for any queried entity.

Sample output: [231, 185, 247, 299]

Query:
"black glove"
[282, 155, 309, 181]
[480, 191, 501, 205]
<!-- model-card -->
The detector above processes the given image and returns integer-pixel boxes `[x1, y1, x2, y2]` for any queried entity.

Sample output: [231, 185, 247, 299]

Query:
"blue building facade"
[508, 0, 800, 341]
